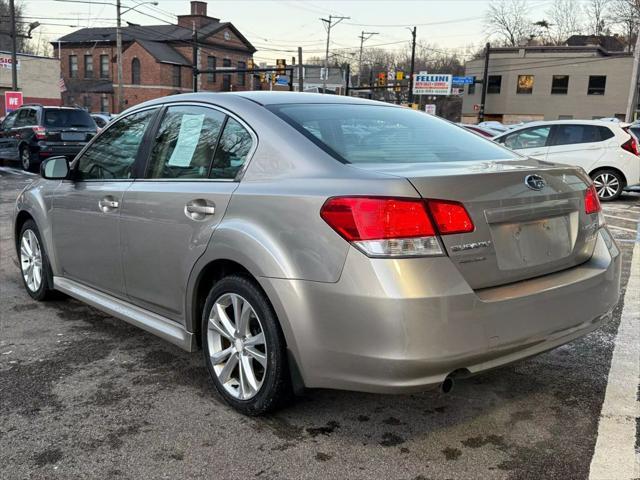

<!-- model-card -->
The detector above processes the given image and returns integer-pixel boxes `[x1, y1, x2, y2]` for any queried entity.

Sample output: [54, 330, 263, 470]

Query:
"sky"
[23, 0, 573, 63]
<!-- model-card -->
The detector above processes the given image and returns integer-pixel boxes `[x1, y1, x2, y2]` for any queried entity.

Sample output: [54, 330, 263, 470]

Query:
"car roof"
[123, 91, 397, 114]
[496, 119, 622, 136]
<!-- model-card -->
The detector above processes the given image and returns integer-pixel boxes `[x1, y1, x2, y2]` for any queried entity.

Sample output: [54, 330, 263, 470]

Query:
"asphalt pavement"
[1, 165, 638, 480]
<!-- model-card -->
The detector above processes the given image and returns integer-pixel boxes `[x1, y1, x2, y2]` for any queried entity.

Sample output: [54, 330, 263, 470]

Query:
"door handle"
[185, 200, 215, 220]
[98, 197, 119, 212]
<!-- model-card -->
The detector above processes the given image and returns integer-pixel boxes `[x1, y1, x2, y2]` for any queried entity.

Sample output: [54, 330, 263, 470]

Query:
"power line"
[464, 54, 628, 76]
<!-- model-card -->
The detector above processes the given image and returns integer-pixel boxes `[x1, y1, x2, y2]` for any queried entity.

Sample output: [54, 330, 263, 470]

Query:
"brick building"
[53, 1, 256, 113]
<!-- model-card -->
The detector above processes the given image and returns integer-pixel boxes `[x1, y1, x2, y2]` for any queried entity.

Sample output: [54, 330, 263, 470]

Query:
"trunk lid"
[349, 158, 600, 289]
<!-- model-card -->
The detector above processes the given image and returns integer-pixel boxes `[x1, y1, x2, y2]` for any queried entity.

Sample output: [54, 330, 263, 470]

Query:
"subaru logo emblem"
[525, 174, 546, 191]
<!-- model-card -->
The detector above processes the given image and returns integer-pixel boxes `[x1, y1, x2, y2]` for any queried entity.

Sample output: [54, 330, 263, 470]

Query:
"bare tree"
[484, 0, 533, 46]
[610, 0, 640, 50]
[0, 0, 32, 53]
[586, 0, 611, 35]
[546, 0, 584, 44]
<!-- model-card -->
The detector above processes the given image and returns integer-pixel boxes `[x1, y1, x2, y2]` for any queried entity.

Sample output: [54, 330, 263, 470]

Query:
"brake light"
[320, 197, 442, 257]
[584, 184, 601, 214]
[32, 126, 46, 140]
[621, 129, 639, 155]
[427, 200, 475, 234]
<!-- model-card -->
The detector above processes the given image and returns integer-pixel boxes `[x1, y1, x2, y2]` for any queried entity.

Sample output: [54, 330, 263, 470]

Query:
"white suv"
[494, 120, 640, 200]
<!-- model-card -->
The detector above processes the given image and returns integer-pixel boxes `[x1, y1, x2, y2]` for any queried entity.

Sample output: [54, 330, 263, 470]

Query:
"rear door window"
[209, 118, 253, 179]
[146, 105, 226, 179]
[14, 109, 37, 128]
[550, 125, 613, 146]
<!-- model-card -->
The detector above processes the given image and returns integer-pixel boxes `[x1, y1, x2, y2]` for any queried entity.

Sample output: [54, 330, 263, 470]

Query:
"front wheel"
[18, 220, 56, 301]
[591, 169, 625, 201]
[201, 275, 291, 415]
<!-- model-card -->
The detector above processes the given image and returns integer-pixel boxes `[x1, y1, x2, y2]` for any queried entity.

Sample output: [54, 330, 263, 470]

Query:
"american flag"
[58, 75, 66, 93]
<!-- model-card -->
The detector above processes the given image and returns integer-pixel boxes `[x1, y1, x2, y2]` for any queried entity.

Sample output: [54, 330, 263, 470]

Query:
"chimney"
[177, 1, 219, 28]
[191, 1, 207, 16]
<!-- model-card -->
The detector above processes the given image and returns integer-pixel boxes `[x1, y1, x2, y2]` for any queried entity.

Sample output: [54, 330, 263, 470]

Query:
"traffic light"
[377, 72, 386, 86]
[259, 72, 266, 83]
[247, 58, 254, 70]
[276, 59, 286, 75]
[396, 71, 404, 81]
[394, 84, 401, 92]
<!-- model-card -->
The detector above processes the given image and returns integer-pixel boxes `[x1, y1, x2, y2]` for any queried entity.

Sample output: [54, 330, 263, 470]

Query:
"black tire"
[18, 220, 56, 301]
[19, 145, 37, 172]
[201, 275, 291, 415]
[590, 169, 625, 202]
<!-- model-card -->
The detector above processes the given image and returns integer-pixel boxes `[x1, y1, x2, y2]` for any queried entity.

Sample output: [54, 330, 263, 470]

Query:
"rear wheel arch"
[589, 166, 627, 187]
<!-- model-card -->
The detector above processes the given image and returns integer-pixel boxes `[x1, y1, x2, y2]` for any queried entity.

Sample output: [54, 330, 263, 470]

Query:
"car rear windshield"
[268, 103, 515, 164]
[44, 109, 95, 129]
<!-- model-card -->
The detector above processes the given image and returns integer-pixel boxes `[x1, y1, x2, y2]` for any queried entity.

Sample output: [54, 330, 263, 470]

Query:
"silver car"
[13, 92, 621, 415]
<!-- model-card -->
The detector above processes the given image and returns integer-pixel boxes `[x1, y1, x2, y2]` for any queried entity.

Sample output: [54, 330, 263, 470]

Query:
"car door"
[50, 107, 158, 297]
[0, 111, 18, 160]
[498, 125, 552, 160]
[120, 104, 255, 321]
[546, 124, 612, 172]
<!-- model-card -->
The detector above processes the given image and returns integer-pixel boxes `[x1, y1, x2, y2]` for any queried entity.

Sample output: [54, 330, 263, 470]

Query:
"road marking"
[606, 224, 638, 233]
[588, 226, 640, 479]
[604, 214, 638, 223]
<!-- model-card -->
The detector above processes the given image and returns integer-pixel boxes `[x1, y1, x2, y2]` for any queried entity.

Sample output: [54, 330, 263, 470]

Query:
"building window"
[487, 75, 501, 94]
[588, 76, 606, 95]
[173, 64, 181, 88]
[551, 75, 569, 95]
[468, 77, 476, 95]
[222, 58, 231, 91]
[84, 55, 93, 79]
[83, 95, 92, 111]
[100, 95, 109, 113]
[131, 58, 141, 84]
[207, 56, 216, 82]
[69, 55, 78, 78]
[100, 54, 109, 78]
[517, 75, 534, 94]
[237, 61, 246, 87]
[558, 115, 573, 120]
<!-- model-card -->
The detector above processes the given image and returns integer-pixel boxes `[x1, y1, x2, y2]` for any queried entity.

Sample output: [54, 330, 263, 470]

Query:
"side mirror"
[40, 156, 70, 180]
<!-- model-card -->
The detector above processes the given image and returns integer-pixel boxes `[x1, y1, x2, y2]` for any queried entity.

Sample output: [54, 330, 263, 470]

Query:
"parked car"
[0, 105, 97, 171]
[494, 120, 640, 201]
[14, 92, 621, 415]
[91, 112, 113, 129]
[478, 120, 509, 133]
[459, 123, 501, 138]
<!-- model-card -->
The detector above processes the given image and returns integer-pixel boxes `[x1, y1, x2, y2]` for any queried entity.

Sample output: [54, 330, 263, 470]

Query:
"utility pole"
[192, 22, 198, 92]
[9, 0, 17, 90]
[408, 26, 416, 104]
[357, 31, 378, 87]
[116, 0, 124, 112]
[625, 34, 640, 122]
[321, 15, 350, 94]
[478, 42, 491, 123]
[298, 46, 304, 92]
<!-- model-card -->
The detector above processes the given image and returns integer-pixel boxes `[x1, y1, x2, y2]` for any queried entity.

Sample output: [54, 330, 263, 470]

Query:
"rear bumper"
[36, 143, 86, 160]
[262, 228, 621, 393]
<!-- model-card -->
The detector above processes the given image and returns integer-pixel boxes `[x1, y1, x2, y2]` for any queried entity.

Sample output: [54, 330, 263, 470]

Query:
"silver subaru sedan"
[13, 92, 621, 415]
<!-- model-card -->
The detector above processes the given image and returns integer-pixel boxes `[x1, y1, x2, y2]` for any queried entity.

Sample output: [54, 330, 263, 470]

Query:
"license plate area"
[60, 132, 85, 141]
[490, 214, 576, 271]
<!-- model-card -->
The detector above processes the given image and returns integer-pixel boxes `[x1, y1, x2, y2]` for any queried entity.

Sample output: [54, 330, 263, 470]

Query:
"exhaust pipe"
[440, 376, 455, 394]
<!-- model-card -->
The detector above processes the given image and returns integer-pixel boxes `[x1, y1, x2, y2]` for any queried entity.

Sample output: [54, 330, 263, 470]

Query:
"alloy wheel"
[20, 229, 43, 292]
[207, 293, 267, 400]
[592, 173, 620, 200]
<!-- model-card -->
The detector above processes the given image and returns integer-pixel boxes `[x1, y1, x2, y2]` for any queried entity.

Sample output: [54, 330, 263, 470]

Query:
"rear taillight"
[621, 131, 639, 155]
[32, 126, 46, 140]
[427, 200, 475, 234]
[584, 184, 601, 214]
[320, 196, 474, 257]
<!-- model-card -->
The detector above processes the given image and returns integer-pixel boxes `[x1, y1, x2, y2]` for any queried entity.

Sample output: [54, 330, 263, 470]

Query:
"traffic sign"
[424, 104, 436, 115]
[4, 91, 23, 113]
[276, 75, 289, 86]
[413, 73, 452, 96]
[452, 76, 475, 85]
